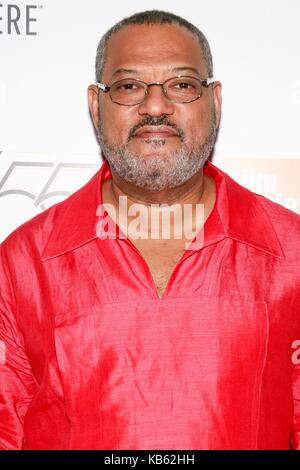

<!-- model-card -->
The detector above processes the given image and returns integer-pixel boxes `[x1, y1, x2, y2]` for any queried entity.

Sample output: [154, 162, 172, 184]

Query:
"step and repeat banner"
[1, 0, 300, 241]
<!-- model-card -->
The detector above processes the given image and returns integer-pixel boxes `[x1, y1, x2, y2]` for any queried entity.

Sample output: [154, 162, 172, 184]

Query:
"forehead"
[103, 23, 206, 80]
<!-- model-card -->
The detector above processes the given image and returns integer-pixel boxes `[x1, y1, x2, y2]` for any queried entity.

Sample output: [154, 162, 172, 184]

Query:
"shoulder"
[1, 198, 62, 260]
[1, 168, 101, 260]
[255, 192, 300, 254]
[207, 161, 300, 258]
[256, 191, 300, 229]
[212, 161, 300, 229]
[224, 169, 300, 254]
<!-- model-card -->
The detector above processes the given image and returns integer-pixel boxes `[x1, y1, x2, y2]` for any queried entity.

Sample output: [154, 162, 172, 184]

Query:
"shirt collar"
[41, 160, 284, 261]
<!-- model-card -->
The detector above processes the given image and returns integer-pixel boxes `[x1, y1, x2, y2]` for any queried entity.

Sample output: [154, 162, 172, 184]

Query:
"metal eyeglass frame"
[96, 75, 215, 106]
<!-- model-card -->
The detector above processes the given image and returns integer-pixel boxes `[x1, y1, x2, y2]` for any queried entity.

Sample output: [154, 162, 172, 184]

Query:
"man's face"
[89, 24, 222, 191]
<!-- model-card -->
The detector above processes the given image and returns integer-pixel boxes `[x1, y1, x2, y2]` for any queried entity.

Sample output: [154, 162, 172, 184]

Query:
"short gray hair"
[95, 10, 213, 82]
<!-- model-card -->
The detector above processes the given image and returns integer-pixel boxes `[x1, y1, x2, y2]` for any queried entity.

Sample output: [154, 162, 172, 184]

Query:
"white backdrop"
[1, 0, 300, 241]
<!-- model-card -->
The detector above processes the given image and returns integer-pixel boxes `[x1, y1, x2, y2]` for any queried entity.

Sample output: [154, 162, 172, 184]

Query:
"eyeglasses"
[96, 75, 214, 106]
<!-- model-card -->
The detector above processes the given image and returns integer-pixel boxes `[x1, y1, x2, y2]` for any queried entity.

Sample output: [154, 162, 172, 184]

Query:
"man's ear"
[212, 81, 222, 128]
[87, 84, 100, 130]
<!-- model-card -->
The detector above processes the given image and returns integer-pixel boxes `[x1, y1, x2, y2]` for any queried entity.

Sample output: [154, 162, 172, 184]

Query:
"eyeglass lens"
[110, 77, 203, 105]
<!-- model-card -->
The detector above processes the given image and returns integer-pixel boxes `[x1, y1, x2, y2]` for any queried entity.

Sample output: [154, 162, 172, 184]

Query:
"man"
[0, 10, 300, 450]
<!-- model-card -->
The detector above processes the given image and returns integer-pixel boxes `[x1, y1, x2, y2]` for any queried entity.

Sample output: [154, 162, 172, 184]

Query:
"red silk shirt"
[1, 160, 300, 450]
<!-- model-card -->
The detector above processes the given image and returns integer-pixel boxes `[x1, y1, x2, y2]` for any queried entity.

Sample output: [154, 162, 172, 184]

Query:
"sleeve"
[0, 245, 37, 450]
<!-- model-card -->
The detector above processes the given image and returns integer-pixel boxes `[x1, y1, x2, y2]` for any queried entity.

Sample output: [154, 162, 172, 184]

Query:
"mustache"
[127, 115, 185, 143]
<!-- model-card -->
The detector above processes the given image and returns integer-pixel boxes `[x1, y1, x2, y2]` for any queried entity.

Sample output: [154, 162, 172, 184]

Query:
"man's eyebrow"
[170, 66, 201, 76]
[111, 66, 202, 79]
[111, 68, 140, 78]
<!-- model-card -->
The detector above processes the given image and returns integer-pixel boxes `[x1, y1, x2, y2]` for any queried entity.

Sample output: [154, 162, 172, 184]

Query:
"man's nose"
[138, 84, 175, 117]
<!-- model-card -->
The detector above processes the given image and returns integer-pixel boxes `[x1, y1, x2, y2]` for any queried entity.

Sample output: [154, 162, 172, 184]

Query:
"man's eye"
[175, 82, 194, 89]
[117, 83, 138, 92]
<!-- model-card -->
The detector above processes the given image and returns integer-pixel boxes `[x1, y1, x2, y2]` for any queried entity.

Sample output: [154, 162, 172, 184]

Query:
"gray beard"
[97, 118, 218, 192]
